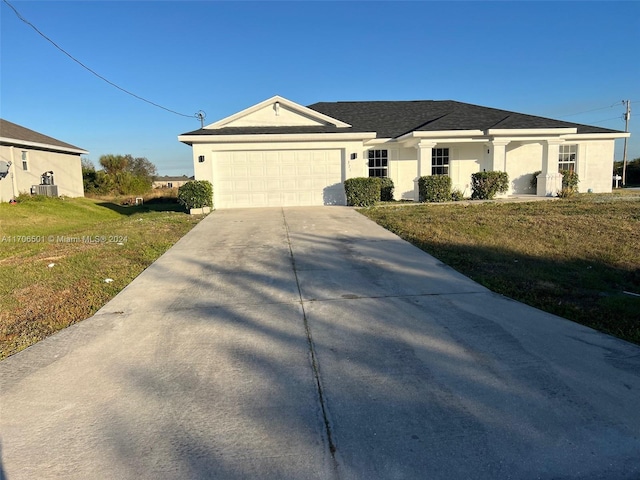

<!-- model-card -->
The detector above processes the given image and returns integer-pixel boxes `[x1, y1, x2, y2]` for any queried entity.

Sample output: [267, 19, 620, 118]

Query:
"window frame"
[368, 149, 388, 178]
[21, 151, 29, 171]
[431, 148, 449, 176]
[558, 144, 577, 172]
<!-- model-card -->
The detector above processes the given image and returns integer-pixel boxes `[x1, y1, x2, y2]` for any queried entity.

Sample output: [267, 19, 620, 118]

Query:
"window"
[167, 182, 173, 188]
[21, 151, 28, 171]
[432, 148, 449, 175]
[558, 145, 576, 172]
[368, 150, 388, 177]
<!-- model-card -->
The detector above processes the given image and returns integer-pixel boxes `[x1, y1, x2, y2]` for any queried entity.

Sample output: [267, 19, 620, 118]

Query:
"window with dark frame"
[368, 149, 388, 177]
[431, 148, 449, 175]
[558, 145, 576, 172]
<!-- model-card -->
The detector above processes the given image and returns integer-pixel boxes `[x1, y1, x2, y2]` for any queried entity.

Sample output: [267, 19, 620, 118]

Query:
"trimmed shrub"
[177, 180, 213, 210]
[418, 175, 452, 202]
[344, 177, 381, 207]
[471, 171, 509, 200]
[378, 177, 395, 201]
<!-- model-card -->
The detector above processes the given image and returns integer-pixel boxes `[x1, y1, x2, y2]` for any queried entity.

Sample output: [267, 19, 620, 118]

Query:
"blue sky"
[1, 1, 638, 176]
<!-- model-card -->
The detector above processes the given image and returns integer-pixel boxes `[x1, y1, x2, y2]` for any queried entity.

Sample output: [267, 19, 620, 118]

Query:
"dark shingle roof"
[0, 119, 87, 152]
[307, 101, 622, 138]
[180, 100, 623, 138]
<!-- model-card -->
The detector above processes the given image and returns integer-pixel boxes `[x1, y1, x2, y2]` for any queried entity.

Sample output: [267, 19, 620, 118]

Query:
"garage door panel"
[213, 149, 344, 208]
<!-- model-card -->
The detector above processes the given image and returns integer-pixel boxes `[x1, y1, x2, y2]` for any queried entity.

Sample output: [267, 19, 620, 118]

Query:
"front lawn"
[361, 192, 640, 344]
[0, 196, 202, 359]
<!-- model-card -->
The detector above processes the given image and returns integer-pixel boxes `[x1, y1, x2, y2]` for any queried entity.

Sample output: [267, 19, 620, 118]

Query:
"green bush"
[177, 180, 213, 210]
[471, 171, 509, 200]
[378, 177, 394, 201]
[451, 189, 465, 201]
[530, 171, 542, 191]
[418, 175, 452, 202]
[560, 170, 579, 197]
[344, 177, 381, 206]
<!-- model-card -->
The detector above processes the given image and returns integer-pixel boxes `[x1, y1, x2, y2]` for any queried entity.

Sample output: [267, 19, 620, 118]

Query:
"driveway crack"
[281, 208, 340, 475]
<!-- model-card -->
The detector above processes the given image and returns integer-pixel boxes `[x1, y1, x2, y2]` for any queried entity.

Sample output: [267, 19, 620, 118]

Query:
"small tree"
[99, 154, 129, 175]
[558, 170, 579, 197]
[178, 180, 213, 210]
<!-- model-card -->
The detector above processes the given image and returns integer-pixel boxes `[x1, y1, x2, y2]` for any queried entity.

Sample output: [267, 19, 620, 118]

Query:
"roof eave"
[397, 130, 485, 140]
[178, 132, 377, 145]
[487, 128, 577, 136]
[0, 137, 88, 155]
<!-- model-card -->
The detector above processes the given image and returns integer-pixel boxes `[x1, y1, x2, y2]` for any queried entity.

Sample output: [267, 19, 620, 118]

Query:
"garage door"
[213, 149, 344, 208]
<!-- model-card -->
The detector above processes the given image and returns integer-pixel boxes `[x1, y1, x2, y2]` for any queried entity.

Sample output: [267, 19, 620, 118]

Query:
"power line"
[556, 102, 619, 118]
[2, 0, 199, 120]
[588, 116, 624, 124]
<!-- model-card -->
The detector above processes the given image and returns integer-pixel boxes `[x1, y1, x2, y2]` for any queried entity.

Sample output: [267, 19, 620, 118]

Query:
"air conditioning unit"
[31, 185, 59, 197]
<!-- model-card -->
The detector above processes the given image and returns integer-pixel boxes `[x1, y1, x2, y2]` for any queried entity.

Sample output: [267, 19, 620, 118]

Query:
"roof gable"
[204, 95, 351, 130]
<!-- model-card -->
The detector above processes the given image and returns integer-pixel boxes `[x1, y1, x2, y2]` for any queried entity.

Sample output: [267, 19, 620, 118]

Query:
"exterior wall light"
[198, 155, 205, 163]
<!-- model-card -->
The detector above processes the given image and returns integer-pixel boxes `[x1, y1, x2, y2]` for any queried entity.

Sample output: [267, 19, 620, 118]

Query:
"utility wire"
[587, 116, 624, 124]
[2, 0, 198, 120]
[555, 102, 620, 118]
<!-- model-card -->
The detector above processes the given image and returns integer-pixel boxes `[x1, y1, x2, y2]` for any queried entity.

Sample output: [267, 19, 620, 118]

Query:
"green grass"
[0, 196, 202, 359]
[360, 192, 640, 344]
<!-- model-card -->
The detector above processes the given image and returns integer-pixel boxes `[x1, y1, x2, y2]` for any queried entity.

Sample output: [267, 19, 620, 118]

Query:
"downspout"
[10, 146, 18, 200]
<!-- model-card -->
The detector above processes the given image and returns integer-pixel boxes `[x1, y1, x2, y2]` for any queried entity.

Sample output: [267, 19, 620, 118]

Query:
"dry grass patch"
[361, 192, 640, 344]
[0, 196, 202, 359]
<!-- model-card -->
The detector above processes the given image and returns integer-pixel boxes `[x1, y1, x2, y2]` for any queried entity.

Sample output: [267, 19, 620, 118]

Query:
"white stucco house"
[0, 119, 87, 202]
[178, 96, 629, 209]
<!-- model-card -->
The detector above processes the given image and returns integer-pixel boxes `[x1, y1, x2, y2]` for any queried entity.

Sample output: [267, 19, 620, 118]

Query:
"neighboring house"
[152, 175, 194, 189]
[178, 95, 629, 209]
[0, 119, 87, 202]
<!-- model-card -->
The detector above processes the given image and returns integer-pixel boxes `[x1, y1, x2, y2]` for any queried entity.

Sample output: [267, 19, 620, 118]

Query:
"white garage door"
[213, 149, 344, 208]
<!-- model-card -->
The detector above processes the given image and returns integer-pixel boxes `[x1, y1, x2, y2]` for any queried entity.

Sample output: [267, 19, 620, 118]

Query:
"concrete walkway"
[1, 207, 639, 479]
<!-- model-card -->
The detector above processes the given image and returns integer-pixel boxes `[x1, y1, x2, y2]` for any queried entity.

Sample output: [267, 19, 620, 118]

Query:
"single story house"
[0, 119, 87, 202]
[178, 96, 629, 209]
[152, 175, 194, 189]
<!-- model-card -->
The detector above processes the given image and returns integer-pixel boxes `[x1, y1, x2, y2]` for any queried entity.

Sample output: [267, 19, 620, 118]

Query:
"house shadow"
[323, 183, 346, 205]
[95, 200, 186, 216]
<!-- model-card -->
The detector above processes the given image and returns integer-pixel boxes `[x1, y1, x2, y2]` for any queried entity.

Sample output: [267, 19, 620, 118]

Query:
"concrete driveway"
[1, 207, 639, 479]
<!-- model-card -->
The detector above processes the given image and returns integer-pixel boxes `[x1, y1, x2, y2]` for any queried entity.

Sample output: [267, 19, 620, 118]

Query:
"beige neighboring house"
[0, 119, 88, 202]
[179, 95, 630, 209]
[152, 175, 194, 189]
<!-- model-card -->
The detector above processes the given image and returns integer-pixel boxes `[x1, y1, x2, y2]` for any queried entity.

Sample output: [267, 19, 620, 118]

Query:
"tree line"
[82, 154, 158, 195]
[614, 157, 640, 186]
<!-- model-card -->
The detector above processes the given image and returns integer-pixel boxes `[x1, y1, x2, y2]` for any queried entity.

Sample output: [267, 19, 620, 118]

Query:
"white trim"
[561, 132, 630, 140]
[179, 132, 376, 144]
[0, 137, 88, 155]
[397, 130, 484, 140]
[204, 95, 352, 129]
[487, 128, 577, 135]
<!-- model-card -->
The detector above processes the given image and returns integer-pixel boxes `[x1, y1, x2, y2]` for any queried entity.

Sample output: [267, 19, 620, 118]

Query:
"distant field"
[361, 192, 640, 344]
[0, 196, 202, 359]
